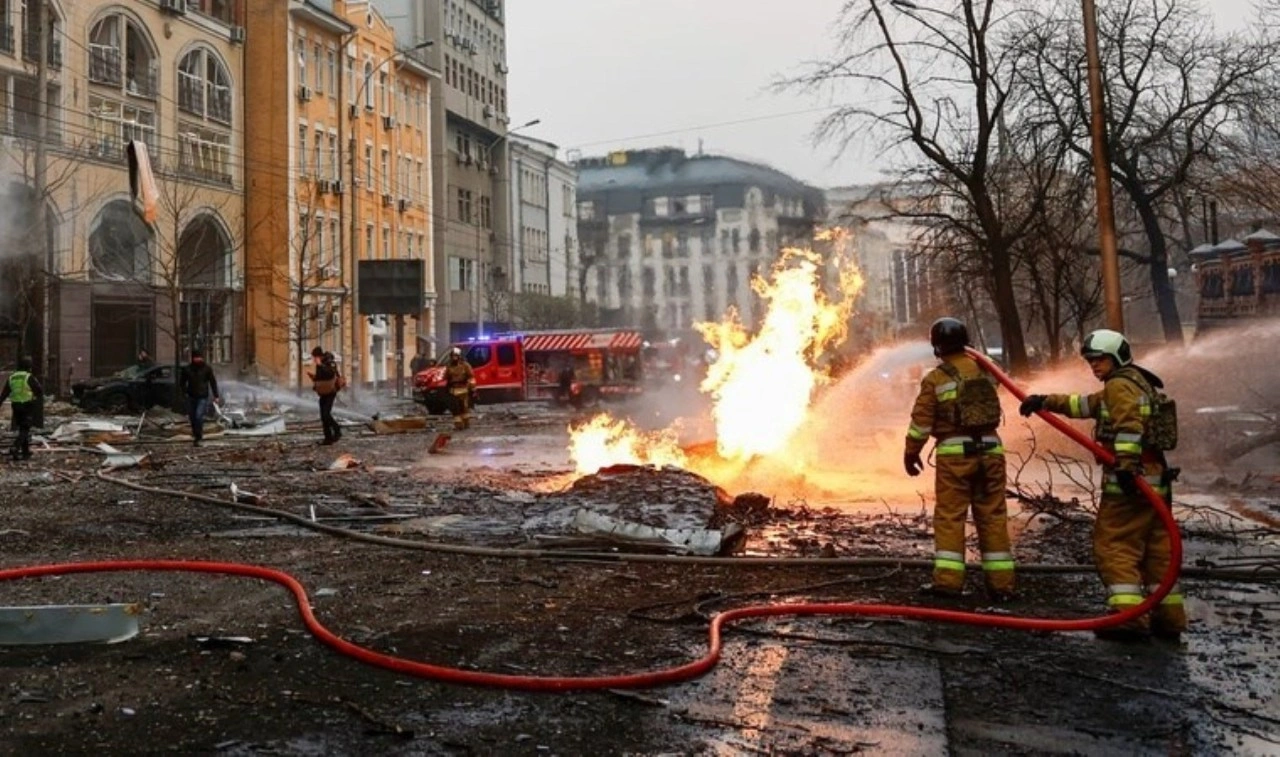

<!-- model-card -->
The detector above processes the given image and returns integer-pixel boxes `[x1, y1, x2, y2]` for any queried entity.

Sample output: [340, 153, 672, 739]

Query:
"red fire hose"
[0, 348, 1180, 691]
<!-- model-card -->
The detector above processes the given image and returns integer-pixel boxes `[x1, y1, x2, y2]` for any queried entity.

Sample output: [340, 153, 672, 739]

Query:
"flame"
[568, 414, 687, 475]
[567, 230, 864, 479]
[697, 240, 864, 459]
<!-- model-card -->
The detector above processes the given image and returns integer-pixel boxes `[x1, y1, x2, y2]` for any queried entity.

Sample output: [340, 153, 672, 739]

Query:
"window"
[89, 95, 156, 159]
[732, 228, 741, 253]
[297, 124, 308, 174]
[313, 127, 323, 179]
[653, 197, 669, 217]
[677, 231, 689, 258]
[380, 148, 390, 193]
[90, 199, 153, 280]
[365, 223, 374, 258]
[642, 267, 655, 297]
[748, 228, 761, 253]
[347, 54, 356, 104]
[465, 345, 490, 368]
[179, 47, 232, 124]
[497, 344, 517, 367]
[686, 195, 702, 215]
[363, 61, 374, 109]
[313, 43, 322, 91]
[88, 13, 159, 99]
[179, 127, 232, 184]
[455, 186, 473, 223]
[326, 48, 336, 97]
[451, 256, 475, 290]
[328, 132, 339, 180]
[578, 200, 595, 221]
[479, 195, 491, 229]
[363, 143, 373, 187]
[329, 219, 340, 272]
[617, 233, 632, 260]
[313, 215, 325, 266]
[382, 226, 391, 259]
[418, 233, 426, 260]
[295, 36, 306, 83]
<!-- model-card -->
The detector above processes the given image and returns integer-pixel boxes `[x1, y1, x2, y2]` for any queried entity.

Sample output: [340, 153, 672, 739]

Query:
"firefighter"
[1019, 329, 1185, 642]
[904, 317, 1015, 601]
[1, 356, 43, 461]
[444, 347, 476, 430]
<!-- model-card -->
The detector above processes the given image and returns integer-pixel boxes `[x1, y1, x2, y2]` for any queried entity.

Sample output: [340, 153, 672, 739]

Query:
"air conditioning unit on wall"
[297, 85, 312, 102]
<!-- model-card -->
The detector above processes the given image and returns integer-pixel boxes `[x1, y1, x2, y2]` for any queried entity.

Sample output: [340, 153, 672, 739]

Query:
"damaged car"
[71, 364, 177, 413]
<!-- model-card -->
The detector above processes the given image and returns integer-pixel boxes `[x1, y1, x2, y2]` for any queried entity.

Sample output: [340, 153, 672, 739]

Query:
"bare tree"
[1013, 0, 1273, 343]
[251, 182, 344, 391]
[511, 292, 592, 330]
[782, 0, 1049, 373]
[146, 173, 242, 405]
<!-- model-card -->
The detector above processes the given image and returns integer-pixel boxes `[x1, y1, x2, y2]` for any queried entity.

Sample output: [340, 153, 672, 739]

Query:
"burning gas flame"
[697, 241, 863, 459]
[568, 414, 688, 474]
[568, 230, 864, 477]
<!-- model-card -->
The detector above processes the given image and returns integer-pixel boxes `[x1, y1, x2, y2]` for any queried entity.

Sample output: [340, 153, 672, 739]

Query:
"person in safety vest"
[444, 347, 476, 430]
[1019, 329, 1185, 642]
[904, 318, 1015, 601]
[0, 356, 43, 461]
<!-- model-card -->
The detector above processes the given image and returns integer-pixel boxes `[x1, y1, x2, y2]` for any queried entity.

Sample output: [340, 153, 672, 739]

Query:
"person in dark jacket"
[180, 349, 220, 447]
[309, 351, 344, 444]
[0, 356, 44, 461]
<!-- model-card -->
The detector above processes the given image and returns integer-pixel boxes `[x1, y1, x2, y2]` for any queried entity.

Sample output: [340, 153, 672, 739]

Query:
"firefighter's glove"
[904, 451, 924, 477]
[1018, 395, 1047, 417]
[1114, 469, 1140, 497]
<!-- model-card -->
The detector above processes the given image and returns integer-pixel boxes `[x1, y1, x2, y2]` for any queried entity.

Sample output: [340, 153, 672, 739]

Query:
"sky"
[506, 0, 1259, 191]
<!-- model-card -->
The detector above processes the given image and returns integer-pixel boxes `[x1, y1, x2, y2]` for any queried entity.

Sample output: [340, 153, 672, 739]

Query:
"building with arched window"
[0, 0, 245, 392]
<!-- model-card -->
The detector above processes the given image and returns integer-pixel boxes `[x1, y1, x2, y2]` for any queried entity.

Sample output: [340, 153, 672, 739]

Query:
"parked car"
[71, 364, 177, 413]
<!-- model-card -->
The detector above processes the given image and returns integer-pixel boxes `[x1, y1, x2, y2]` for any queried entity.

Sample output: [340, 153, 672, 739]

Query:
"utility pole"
[34, 0, 51, 391]
[1082, 0, 1124, 332]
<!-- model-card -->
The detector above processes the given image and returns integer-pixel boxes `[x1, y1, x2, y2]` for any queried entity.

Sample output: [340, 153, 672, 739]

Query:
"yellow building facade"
[243, 0, 435, 389]
[1, 0, 245, 389]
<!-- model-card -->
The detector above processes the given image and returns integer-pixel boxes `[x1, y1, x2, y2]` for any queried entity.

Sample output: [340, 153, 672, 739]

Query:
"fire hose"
[0, 348, 1181, 691]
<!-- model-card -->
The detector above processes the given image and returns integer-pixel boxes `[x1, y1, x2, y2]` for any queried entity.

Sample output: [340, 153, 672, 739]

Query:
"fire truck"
[413, 329, 645, 414]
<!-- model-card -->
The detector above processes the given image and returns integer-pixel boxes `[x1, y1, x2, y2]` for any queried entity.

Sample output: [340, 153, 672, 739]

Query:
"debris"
[351, 492, 392, 510]
[95, 443, 152, 471]
[328, 454, 362, 470]
[0, 604, 141, 645]
[315, 588, 339, 598]
[193, 635, 255, 648]
[569, 509, 742, 556]
[51, 420, 131, 444]
[230, 483, 266, 506]
[222, 415, 286, 436]
[370, 417, 428, 434]
[428, 432, 451, 454]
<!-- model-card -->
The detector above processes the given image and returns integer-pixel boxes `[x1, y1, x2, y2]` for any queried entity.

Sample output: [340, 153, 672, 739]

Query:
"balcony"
[1, 24, 13, 55]
[22, 32, 61, 69]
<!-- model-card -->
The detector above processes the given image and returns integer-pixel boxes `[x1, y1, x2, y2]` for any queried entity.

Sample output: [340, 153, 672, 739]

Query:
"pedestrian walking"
[1, 356, 43, 461]
[180, 349, 220, 447]
[903, 317, 1015, 601]
[1019, 329, 1185, 642]
[309, 351, 345, 444]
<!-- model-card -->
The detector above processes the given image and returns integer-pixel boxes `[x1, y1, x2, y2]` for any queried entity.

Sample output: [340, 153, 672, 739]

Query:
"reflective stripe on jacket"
[1043, 366, 1150, 473]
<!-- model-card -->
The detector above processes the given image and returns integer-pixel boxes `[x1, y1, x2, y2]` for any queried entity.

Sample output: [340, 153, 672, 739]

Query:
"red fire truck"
[413, 329, 645, 414]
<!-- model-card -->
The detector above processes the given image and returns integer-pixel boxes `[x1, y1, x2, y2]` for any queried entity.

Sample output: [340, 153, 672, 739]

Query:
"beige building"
[0, 0, 245, 391]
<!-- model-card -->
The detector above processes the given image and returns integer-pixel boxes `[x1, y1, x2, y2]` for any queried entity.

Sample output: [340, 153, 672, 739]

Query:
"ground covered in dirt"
[2, 401, 1279, 755]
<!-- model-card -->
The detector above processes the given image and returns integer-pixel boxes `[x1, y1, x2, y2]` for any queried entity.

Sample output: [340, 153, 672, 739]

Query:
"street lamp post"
[345, 40, 432, 392]
[1081, 0, 1124, 332]
[474, 118, 540, 339]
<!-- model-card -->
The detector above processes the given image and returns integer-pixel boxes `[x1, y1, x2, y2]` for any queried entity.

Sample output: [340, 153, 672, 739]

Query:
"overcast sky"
[506, 0, 1259, 190]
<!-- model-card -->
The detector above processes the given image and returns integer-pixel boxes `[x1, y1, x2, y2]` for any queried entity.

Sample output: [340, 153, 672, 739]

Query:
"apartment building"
[507, 135, 577, 300]
[576, 148, 824, 337]
[243, 0, 435, 386]
[0, 0, 245, 389]
[375, 0, 512, 344]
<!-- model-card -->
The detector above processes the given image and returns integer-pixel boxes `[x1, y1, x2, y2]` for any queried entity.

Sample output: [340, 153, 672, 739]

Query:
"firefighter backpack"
[1119, 371, 1178, 451]
[939, 362, 1002, 430]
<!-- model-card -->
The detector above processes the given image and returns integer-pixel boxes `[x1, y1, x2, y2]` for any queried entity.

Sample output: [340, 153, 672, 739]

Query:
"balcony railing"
[126, 63, 159, 100]
[178, 74, 204, 116]
[0, 24, 14, 55]
[22, 32, 61, 69]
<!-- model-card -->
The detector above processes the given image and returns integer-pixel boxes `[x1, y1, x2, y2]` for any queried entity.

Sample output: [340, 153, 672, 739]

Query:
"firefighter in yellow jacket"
[1019, 329, 1185, 642]
[443, 347, 477, 430]
[904, 318, 1015, 600]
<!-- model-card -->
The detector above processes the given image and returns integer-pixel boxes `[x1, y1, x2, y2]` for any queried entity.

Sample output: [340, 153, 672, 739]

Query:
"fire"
[567, 230, 864, 478]
[697, 242, 863, 459]
[568, 414, 687, 475]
